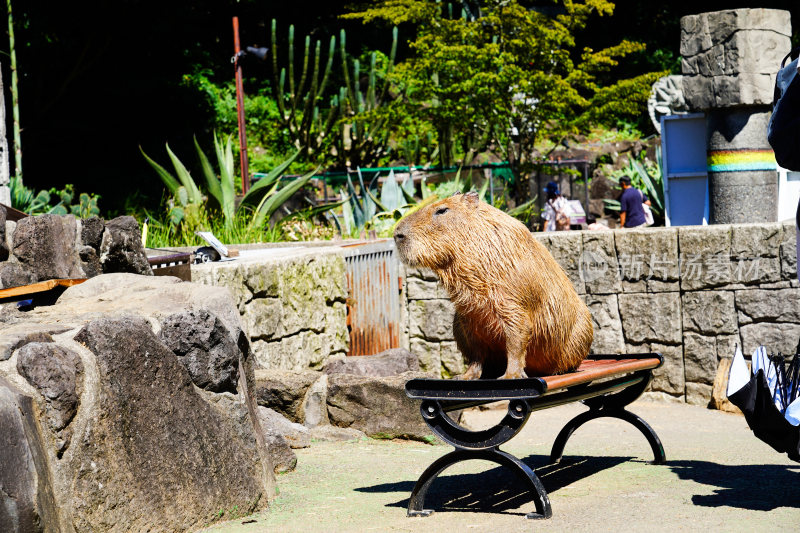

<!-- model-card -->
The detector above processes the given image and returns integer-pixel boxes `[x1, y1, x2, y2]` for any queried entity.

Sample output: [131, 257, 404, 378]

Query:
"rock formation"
[0, 274, 278, 532]
[0, 214, 151, 289]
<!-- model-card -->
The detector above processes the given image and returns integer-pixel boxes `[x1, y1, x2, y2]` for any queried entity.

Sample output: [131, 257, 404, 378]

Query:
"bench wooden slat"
[405, 354, 662, 401]
[0, 278, 87, 299]
[542, 357, 662, 393]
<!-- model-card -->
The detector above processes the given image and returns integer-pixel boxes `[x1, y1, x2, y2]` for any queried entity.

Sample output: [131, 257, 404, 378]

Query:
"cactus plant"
[270, 20, 338, 162]
[335, 27, 399, 169]
[267, 20, 401, 169]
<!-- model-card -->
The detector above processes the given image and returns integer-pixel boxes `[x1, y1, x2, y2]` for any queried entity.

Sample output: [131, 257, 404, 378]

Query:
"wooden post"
[233, 17, 250, 194]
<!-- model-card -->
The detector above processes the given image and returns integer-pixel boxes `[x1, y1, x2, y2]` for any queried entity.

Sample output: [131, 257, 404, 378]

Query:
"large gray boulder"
[11, 213, 84, 281]
[324, 348, 420, 377]
[254, 369, 320, 422]
[0, 260, 33, 288]
[326, 372, 434, 441]
[78, 215, 105, 277]
[98, 216, 151, 275]
[159, 308, 240, 393]
[0, 377, 61, 533]
[16, 342, 83, 455]
[53, 273, 241, 334]
[69, 317, 267, 531]
[0, 274, 277, 532]
[80, 215, 105, 250]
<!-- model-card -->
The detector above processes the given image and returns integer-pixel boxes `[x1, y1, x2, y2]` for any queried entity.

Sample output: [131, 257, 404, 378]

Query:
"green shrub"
[10, 177, 100, 218]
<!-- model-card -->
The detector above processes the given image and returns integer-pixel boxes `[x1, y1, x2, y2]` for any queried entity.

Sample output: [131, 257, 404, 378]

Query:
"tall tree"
[345, 0, 665, 189]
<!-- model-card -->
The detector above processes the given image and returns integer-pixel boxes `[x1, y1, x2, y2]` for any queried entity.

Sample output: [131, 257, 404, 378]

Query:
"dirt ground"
[199, 400, 800, 533]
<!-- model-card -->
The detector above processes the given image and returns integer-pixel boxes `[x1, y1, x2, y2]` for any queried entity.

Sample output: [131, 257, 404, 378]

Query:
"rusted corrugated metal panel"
[343, 240, 402, 356]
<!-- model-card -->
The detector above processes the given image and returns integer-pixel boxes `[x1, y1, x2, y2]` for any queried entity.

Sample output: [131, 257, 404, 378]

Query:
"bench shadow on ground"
[355, 454, 631, 516]
[669, 460, 800, 512]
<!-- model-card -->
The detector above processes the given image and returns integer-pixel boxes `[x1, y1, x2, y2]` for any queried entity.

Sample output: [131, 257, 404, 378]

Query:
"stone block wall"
[192, 249, 349, 371]
[404, 222, 800, 405]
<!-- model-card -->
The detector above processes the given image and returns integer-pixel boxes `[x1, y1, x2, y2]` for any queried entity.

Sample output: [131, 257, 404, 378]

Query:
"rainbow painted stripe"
[707, 149, 777, 172]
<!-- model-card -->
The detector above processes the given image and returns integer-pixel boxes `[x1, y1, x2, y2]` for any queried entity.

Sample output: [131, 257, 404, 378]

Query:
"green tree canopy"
[344, 0, 666, 178]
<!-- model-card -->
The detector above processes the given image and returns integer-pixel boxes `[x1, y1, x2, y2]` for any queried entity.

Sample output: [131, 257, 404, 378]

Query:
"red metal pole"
[233, 17, 250, 194]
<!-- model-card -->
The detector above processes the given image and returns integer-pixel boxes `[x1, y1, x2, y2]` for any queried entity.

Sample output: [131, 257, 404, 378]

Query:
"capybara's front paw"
[457, 363, 482, 380]
[499, 369, 527, 380]
[500, 356, 526, 379]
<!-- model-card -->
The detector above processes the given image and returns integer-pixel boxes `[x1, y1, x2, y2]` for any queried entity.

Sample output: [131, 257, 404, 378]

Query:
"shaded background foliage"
[3, 0, 799, 214]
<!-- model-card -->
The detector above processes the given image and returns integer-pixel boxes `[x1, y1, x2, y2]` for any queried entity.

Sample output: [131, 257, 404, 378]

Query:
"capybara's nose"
[394, 231, 405, 242]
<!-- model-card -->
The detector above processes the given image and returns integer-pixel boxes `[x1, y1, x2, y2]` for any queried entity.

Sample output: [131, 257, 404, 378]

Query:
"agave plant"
[339, 168, 375, 237]
[195, 133, 236, 227]
[241, 164, 316, 228]
[141, 134, 312, 231]
[338, 168, 419, 237]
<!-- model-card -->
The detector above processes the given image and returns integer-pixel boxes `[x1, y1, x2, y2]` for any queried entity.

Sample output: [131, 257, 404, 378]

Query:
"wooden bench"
[404, 353, 665, 519]
[0, 278, 87, 301]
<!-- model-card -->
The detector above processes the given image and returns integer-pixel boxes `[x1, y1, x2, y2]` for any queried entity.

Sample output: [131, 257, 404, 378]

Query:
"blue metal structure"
[660, 113, 709, 226]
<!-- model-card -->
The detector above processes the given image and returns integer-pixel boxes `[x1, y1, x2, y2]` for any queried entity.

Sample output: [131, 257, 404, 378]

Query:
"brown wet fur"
[393, 192, 593, 379]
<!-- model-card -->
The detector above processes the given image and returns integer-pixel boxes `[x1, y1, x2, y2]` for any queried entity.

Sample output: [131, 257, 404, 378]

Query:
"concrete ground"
[199, 400, 800, 533]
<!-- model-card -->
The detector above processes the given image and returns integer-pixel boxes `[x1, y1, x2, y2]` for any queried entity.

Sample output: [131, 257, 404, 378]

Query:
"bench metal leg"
[408, 448, 553, 520]
[549, 371, 666, 465]
[549, 407, 666, 465]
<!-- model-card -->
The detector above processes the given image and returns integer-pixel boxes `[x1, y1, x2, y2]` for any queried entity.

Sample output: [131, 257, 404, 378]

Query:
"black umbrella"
[727, 345, 800, 462]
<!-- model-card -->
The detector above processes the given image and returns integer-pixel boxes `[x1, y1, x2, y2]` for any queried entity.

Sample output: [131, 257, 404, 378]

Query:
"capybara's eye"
[434, 207, 449, 216]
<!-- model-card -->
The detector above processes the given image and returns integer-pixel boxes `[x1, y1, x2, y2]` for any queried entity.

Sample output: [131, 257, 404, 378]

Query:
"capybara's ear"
[450, 191, 463, 197]
[463, 191, 480, 206]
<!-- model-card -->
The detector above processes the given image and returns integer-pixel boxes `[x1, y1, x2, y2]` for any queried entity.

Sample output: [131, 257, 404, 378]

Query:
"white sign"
[195, 231, 229, 257]
[565, 200, 586, 225]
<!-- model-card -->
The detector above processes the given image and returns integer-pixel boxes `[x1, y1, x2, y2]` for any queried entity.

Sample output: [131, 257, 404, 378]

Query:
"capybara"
[393, 192, 593, 379]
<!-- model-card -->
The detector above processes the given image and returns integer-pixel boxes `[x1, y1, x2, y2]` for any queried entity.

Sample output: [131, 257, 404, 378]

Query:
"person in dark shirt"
[618, 175, 651, 228]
